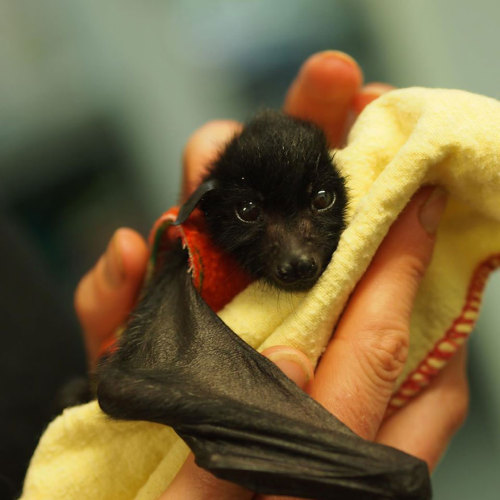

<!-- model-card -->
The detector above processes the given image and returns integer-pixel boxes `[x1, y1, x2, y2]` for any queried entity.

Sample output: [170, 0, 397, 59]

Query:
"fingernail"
[319, 50, 358, 68]
[419, 186, 448, 235]
[264, 347, 314, 388]
[296, 51, 362, 97]
[103, 230, 125, 287]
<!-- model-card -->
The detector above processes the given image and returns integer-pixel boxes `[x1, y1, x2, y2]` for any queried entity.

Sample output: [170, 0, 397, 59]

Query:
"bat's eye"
[311, 189, 336, 211]
[235, 201, 261, 223]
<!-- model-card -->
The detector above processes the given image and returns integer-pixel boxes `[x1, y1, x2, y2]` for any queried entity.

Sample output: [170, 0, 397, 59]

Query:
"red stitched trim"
[387, 253, 500, 415]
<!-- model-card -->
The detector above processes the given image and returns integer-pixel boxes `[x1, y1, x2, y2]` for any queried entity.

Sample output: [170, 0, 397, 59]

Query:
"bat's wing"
[98, 244, 431, 500]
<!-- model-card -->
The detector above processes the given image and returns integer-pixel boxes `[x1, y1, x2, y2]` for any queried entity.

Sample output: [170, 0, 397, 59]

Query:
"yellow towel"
[22, 88, 500, 500]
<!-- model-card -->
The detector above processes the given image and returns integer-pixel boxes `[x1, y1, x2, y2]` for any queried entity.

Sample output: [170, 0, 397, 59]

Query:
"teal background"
[1, 1, 498, 498]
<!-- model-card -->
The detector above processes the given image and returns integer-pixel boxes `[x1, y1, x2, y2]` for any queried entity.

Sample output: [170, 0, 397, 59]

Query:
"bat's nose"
[275, 254, 319, 288]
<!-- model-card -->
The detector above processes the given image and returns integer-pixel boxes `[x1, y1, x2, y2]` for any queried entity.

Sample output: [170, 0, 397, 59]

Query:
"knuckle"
[396, 252, 429, 286]
[358, 324, 409, 385]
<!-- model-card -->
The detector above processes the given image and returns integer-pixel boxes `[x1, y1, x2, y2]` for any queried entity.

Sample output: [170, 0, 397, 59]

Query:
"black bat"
[198, 111, 348, 291]
[97, 111, 431, 499]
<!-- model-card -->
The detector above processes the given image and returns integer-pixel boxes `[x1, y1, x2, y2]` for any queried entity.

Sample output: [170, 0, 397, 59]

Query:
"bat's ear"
[173, 179, 220, 226]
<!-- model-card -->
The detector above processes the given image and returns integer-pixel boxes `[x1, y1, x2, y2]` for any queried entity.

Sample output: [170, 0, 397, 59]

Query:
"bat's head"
[187, 111, 347, 291]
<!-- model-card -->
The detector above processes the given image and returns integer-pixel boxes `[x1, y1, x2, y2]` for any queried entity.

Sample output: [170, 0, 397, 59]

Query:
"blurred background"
[1, 0, 498, 498]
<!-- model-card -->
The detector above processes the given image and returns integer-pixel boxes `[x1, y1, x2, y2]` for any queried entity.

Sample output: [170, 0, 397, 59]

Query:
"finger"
[352, 82, 395, 116]
[181, 120, 242, 201]
[344, 82, 395, 139]
[262, 346, 314, 389]
[376, 346, 469, 471]
[309, 186, 448, 439]
[284, 50, 363, 147]
[181, 52, 363, 198]
[74, 228, 149, 367]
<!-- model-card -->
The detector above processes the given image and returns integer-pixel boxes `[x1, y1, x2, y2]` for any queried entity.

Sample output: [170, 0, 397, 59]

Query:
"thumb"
[309, 186, 448, 439]
[261, 346, 314, 389]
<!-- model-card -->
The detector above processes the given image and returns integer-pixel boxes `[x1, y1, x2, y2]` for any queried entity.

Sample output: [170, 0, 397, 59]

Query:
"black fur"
[200, 111, 347, 291]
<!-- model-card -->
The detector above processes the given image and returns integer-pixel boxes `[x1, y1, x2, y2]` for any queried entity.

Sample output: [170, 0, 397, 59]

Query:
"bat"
[197, 110, 348, 291]
[97, 111, 431, 499]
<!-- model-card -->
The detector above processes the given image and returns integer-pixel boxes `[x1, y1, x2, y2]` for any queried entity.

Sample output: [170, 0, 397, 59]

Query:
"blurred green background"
[1, 0, 498, 498]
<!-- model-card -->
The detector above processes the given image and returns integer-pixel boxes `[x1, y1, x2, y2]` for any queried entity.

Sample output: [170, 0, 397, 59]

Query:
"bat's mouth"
[271, 275, 320, 292]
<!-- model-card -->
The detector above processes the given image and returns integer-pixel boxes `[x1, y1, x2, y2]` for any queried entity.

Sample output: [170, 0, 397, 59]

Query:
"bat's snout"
[273, 252, 320, 290]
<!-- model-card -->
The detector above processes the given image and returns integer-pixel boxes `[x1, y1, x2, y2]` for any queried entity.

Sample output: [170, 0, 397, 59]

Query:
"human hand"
[75, 50, 371, 368]
[158, 52, 469, 499]
[73, 51, 469, 499]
